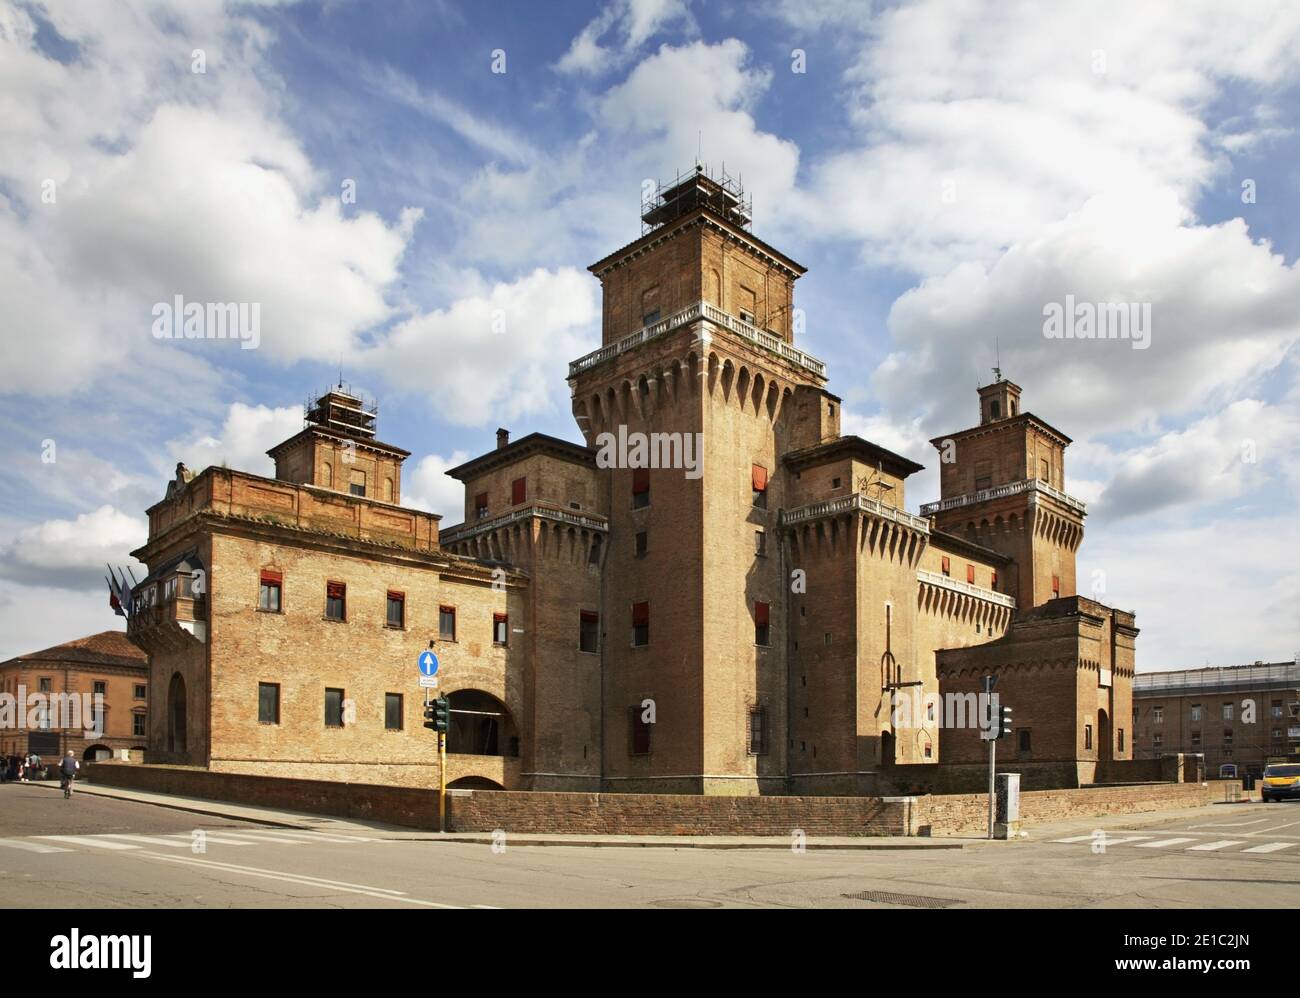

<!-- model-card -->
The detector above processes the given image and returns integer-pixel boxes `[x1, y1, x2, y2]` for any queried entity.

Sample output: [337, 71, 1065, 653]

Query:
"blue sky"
[1, 0, 1299, 669]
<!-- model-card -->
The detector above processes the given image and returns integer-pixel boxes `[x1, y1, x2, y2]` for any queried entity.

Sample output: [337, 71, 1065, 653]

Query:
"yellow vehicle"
[1260, 763, 1300, 802]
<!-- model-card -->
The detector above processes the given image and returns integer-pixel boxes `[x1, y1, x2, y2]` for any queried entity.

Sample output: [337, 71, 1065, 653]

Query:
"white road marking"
[1189, 818, 1269, 829]
[1136, 838, 1199, 849]
[1096, 836, 1156, 845]
[1052, 834, 1154, 844]
[136, 852, 464, 908]
[1186, 840, 1244, 851]
[99, 834, 195, 849]
[37, 835, 139, 850]
[190, 834, 261, 845]
[1241, 842, 1295, 854]
[0, 839, 72, 854]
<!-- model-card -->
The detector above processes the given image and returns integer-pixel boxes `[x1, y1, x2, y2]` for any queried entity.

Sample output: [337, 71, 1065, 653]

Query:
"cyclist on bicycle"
[59, 752, 79, 797]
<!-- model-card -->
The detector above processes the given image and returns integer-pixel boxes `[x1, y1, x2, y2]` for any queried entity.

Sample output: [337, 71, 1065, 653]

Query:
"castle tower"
[567, 166, 832, 794]
[923, 379, 1085, 609]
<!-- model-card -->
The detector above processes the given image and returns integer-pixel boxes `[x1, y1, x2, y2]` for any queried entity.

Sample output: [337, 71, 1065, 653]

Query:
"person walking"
[59, 752, 79, 798]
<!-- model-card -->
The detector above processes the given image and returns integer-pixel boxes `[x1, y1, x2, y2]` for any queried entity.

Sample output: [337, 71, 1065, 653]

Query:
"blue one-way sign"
[418, 650, 439, 677]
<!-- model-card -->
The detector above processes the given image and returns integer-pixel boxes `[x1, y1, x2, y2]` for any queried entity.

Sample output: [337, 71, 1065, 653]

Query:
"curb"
[384, 836, 965, 850]
[42, 781, 322, 830]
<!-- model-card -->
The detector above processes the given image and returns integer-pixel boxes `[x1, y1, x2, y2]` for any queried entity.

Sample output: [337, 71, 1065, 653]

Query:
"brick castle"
[122, 166, 1137, 794]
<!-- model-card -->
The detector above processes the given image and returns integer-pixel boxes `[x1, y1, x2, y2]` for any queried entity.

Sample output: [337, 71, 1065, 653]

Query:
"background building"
[0, 631, 148, 764]
[1133, 660, 1300, 777]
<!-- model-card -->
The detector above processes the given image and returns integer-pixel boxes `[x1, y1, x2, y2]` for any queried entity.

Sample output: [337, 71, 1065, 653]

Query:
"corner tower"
[923, 378, 1086, 609]
[568, 166, 831, 794]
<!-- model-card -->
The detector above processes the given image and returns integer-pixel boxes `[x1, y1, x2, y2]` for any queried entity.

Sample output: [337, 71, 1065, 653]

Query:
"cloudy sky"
[1, 0, 1298, 669]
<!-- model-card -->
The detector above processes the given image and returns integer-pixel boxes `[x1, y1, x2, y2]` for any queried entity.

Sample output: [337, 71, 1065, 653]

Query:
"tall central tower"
[568, 166, 833, 794]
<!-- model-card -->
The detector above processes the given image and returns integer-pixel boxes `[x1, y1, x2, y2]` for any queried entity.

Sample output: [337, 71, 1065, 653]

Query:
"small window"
[439, 605, 456, 641]
[739, 309, 755, 324]
[643, 309, 661, 326]
[134, 684, 147, 700]
[975, 476, 992, 491]
[1051, 574, 1060, 598]
[386, 591, 405, 629]
[1084, 723, 1093, 750]
[350, 482, 365, 497]
[1224, 729, 1234, 746]
[511, 477, 526, 505]
[991, 571, 998, 591]
[588, 537, 602, 565]
[259, 683, 280, 725]
[1118, 728, 1125, 752]
[632, 601, 650, 647]
[755, 529, 767, 557]
[629, 706, 652, 755]
[93, 680, 107, 696]
[966, 564, 975, 584]
[990, 400, 1001, 419]
[635, 531, 648, 557]
[941, 556, 951, 577]
[1018, 729, 1031, 753]
[493, 613, 508, 646]
[1222, 702, 1233, 721]
[385, 692, 403, 730]
[325, 581, 346, 620]
[832, 477, 841, 489]
[754, 601, 770, 646]
[475, 492, 489, 519]
[1190, 704, 1202, 722]
[259, 569, 282, 612]
[748, 708, 768, 755]
[324, 687, 344, 728]
[1153, 706, 1164, 724]
[580, 610, 599, 653]
[39, 677, 52, 693]
[1155, 732, 1165, 748]
[133, 714, 147, 737]
[632, 467, 650, 508]
[752, 464, 768, 508]
[1040, 458, 1050, 481]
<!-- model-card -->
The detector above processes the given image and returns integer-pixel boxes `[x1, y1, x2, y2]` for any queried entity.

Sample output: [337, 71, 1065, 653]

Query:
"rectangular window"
[134, 684, 147, 700]
[1224, 729, 1234, 746]
[632, 467, 650, 508]
[259, 569, 282, 612]
[1154, 732, 1164, 748]
[93, 680, 107, 696]
[39, 677, 52, 693]
[1190, 731, 1200, 747]
[132, 714, 147, 737]
[631, 601, 649, 647]
[439, 605, 456, 641]
[1039, 458, 1050, 481]
[941, 556, 950, 577]
[324, 687, 344, 728]
[966, 564, 975, 584]
[1118, 728, 1125, 752]
[386, 591, 405, 629]
[751, 464, 768, 508]
[635, 531, 647, 557]
[350, 470, 366, 497]
[385, 692, 403, 730]
[493, 613, 508, 646]
[475, 492, 489, 519]
[580, 610, 599, 653]
[1084, 723, 1093, 750]
[629, 705, 652, 755]
[642, 309, 661, 326]
[991, 570, 998, 590]
[1153, 706, 1163, 724]
[1272, 700, 1283, 718]
[1191, 704, 1202, 722]
[1222, 702, 1233, 721]
[755, 529, 767, 557]
[754, 601, 770, 646]
[259, 683, 280, 725]
[511, 476, 526, 505]
[325, 581, 346, 620]
[1051, 574, 1060, 598]
[748, 708, 768, 755]
[975, 475, 992, 491]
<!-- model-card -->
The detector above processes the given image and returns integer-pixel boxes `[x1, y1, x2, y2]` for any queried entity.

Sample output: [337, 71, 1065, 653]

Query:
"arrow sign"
[418, 650, 440, 677]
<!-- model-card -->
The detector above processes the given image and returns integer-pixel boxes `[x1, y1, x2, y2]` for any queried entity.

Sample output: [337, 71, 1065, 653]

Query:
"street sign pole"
[988, 734, 996, 840]
[982, 675, 997, 841]
[439, 730, 447, 833]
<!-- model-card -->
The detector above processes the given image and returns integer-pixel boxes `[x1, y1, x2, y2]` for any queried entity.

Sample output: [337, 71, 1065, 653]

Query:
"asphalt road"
[1, 783, 1297, 908]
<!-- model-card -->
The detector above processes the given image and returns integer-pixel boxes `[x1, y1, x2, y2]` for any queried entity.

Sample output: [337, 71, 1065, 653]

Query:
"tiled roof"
[4, 630, 147, 669]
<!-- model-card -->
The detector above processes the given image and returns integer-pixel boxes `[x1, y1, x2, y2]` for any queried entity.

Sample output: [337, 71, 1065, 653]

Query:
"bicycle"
[61, 775, 73, 799]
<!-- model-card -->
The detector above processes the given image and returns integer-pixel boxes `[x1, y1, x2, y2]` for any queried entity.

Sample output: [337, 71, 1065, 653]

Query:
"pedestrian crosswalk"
[1051, 832, 1298, 856]
[0, 828, 384, 855]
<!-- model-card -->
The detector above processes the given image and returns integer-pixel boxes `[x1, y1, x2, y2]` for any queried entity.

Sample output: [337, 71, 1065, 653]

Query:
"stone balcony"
[568, 300, 827, 380]
[919, 477, 1087, 517]
[916, 568, 1017, 609]
[782, 492, 932, 533]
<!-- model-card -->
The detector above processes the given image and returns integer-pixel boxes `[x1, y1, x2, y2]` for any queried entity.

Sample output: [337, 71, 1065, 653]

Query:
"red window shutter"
[1052, 574, 1060, 592]
[941, 556, 950, 574]
[966, 564, 975, 584]
[440, 604, 455, 616]
[751, 464, 768, 491]
[475, 492, 488, 509]
[631, 601, 649, 626]
[493, 612, 507, 624]
[755, 601, 770, 626]
[632, 467, 650, 494]
[388, 590, 404, 602]
[511, 477, 526, 505]
[991, 571, 998, 589]
[580, 610, 599, 623]
[261, 569, 282, 584]
[326, 581, 345, 598]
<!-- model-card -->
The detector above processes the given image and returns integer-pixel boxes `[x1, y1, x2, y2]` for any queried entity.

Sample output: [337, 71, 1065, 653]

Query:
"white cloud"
[403, 451, 471, 521]
[556, 0, 694, 75]
[170, 402, 304, 479]
[361, 267, 598, 426]
[0, 505, 146, 591]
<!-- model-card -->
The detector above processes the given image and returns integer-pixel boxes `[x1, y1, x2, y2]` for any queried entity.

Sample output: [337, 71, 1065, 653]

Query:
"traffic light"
[998, 704, 1013, 739]
[423, 695, 450, 733]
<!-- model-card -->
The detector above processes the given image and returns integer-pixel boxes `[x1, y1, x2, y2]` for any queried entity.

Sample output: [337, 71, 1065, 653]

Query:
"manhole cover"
[650, 898, 724, 909]
[841, 890, 964, 908]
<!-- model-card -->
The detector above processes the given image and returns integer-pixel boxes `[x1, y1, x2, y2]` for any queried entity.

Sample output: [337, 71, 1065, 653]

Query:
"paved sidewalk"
[61, 780, 963, 849]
